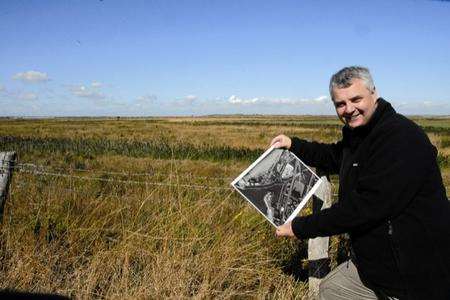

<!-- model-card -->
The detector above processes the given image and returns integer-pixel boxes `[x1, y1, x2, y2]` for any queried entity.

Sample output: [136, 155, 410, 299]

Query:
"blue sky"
[1, 0, 449, 116]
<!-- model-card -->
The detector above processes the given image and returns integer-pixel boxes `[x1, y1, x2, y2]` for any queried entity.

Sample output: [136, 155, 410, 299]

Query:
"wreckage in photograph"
[231, 146, 322, 227]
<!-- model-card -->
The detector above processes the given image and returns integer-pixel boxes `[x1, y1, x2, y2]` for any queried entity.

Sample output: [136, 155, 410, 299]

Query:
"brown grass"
[0, 115, 448, 298]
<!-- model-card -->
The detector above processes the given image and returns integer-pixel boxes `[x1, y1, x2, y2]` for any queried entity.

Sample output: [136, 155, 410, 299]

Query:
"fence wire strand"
[1, 159, 341, 196]
[17, 168, 233, 191]
[2, 161, 233, 180]
[3, 160, 235, 191]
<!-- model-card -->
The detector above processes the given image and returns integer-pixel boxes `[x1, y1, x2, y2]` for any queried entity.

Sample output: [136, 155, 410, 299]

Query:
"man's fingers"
[275, 228, 283, 237]
[270, 136, 281, 147]
[275, 222, 294, 238]
[270, 134, 291, 150]
[275, 225, 287, 237]
[270, 135, 285, 148]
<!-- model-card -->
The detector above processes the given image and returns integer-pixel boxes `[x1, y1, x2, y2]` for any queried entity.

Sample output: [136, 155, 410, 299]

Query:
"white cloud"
[0, 88, 39, 102]
[393, 100, 450, 115]
[185, 95, 197, 101]
[183, 94, 198, 105]
[417, 100, 449, 111]
[274, 95, 328, 105]
[91, 81, 102, 88]
[128, 94, 158, 113]
[13, 70, 49, 83]
[17, 92, 38, 101]
[70, 85, 106, 100]
[269, 98, 301, 105]
[169, 94, 199, 106]
[226, 95, 329, 106]
[313, 95, 329, 103]
[228, 95, 259, 105]
[136, 94, 157, 103]
[135, 94, 157, 108]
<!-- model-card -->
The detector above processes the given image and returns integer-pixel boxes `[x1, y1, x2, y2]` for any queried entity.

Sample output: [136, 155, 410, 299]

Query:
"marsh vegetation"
[0, 116, 448, 298]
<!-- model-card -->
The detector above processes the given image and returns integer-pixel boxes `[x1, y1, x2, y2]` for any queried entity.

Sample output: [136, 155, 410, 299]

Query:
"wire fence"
[18, 169, 232, 191]
[1, 159, 340, 196]
[0, 158, 339, 282]
[1, 161, 232, 191]
[2, 160, 233, 180]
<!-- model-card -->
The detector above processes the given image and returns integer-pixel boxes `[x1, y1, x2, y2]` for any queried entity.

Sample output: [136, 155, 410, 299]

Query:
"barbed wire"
[17, 168, 233, 191]
[1, 159, 234, 190]
[1, 161, 234, 181]
[1, 159, 341, 196]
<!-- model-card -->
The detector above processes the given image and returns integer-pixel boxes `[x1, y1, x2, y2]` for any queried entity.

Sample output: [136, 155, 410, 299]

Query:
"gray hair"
[329, 66, 375, 99]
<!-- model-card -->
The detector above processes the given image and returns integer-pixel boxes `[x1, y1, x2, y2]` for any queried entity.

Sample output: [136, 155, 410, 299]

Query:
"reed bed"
[0, 116, 448, 298]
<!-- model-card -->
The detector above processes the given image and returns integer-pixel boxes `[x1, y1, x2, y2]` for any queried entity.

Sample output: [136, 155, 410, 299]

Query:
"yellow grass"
[0, 116, 448, 298]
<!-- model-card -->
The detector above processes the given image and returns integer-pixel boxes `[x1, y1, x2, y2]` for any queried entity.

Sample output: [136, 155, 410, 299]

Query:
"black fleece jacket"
[290, 98, 450, 299]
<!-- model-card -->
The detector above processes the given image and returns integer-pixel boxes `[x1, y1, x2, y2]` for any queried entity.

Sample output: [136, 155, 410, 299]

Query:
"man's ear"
[371, 86, 379, 99]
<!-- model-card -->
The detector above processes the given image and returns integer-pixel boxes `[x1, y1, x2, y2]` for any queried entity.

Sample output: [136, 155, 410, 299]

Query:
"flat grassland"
[0, 116, 448, 298]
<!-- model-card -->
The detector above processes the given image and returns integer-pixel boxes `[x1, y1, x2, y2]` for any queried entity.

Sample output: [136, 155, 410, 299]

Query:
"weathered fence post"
[0, 152, 16, 222]
[307, 172, 332, 299]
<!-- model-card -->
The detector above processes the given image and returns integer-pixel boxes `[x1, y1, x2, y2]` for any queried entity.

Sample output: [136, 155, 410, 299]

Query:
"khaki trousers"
[319, 260, 398, 300]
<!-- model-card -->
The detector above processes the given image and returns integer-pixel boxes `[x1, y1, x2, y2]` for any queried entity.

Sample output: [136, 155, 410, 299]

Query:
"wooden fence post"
[307, 172, 332, 299]
[0, 152, 16, 222]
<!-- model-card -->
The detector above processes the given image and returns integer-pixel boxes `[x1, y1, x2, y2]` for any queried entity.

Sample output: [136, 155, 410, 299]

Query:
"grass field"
[0, 116, 448, 298]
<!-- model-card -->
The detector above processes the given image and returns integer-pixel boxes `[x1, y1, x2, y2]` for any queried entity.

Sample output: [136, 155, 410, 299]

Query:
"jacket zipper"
[388, 220, 407, 294]
[388, 220, 401, 267]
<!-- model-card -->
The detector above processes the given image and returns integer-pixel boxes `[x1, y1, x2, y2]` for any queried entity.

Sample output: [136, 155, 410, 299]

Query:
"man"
[271, 66, 450, 299]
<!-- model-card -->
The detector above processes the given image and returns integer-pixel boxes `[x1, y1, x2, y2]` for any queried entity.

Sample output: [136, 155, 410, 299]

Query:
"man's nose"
[345, 103, 355, 114]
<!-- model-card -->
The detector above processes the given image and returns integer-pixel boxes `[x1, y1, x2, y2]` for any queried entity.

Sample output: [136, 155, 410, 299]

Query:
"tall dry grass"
[0, 160, 308, 298]
[0, 116, 448, 298]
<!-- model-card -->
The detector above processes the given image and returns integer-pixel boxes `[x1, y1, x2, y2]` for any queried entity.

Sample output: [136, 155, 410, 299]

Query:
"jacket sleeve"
[291, 122, 434, 239]
[290, 137, 343, 175]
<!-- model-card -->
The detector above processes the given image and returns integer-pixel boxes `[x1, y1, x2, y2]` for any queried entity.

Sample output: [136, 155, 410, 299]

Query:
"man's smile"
[345, 113, 361, 122]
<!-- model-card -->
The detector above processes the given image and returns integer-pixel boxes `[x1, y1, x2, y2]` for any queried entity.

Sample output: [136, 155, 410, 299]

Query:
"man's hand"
[270, 134, 292, 149]
[275, 221, 295, 238]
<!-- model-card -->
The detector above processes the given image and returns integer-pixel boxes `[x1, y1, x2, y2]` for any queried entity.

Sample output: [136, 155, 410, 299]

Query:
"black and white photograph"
[231, 146, 322, 227]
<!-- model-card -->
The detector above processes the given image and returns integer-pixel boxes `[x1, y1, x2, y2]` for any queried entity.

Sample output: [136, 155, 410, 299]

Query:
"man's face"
[331, 78, 378, 129]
